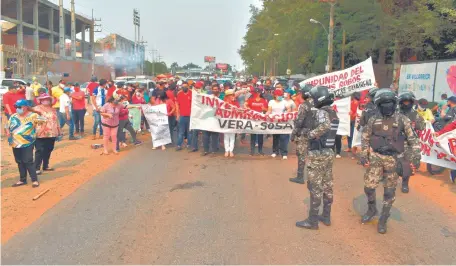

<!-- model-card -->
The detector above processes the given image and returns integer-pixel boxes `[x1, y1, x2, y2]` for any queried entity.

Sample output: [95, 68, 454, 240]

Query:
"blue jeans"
[191, 129, 200, 150]
[177, 116, 191, 147]
[203, 131, 219, 153]
[92, 110, 103, 136]
[250, 134, 264, 153]
[61, 111, 75, 138]
[56, 108, 65, 128]
[348, 120, 355, 149]
[272, 134, 290, 156]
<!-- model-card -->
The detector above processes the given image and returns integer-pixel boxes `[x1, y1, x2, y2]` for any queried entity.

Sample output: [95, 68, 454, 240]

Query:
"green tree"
[144, 61, 168, 75]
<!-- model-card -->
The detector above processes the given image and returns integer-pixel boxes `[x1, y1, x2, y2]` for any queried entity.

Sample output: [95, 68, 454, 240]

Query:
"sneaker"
[176, 146, 182, 151]
[202, 152, 209, 156]
[69, 136, 80, 140]
[271, 153, 277, 158]
[134, 140, 143, 146]
[189, 149, 198, 153]
[250, 152, 254, 156]
[259, 152, 265, 156]
[283, 156, 288, 160]
[36, 170, 42, 175]
[336, 154, 341, 159]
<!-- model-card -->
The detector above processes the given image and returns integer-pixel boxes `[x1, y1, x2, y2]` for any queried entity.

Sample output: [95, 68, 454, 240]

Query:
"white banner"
[331, 97, 350, 136]
[419, 122, 456, 169]
[142, 104, 172, 148]
[352, 108, 363, 146]
[190, 93, 350, 135]
[434, 61, 456, 101]
[398, 62, 436, 100]
[299, 57, 376, 98]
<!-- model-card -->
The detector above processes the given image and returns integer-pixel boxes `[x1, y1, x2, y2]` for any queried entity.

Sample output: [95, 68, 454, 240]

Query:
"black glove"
[356, 124, 361, 131]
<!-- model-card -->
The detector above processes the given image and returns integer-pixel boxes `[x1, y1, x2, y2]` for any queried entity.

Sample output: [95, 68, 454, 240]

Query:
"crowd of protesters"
[5, 74, 456, 188]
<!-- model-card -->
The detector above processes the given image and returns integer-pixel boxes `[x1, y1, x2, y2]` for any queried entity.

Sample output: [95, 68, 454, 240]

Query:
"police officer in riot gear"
[358, 87, 379, 131]
[296, 86, 339, 230]
[360, 89, 420, 234]
[397, 92, 425, 193]
[290, 84, 314, 184]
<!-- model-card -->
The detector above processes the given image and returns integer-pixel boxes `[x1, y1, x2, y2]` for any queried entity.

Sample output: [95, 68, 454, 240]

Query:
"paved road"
[2, 141, 456, 264]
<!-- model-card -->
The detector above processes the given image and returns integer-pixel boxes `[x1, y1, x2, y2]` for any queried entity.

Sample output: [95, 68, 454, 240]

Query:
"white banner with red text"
[142, 104, 172, 148]
[189, 93, 350, 135]
[419, 122, 456, 169]
[299, 57, 376, 99]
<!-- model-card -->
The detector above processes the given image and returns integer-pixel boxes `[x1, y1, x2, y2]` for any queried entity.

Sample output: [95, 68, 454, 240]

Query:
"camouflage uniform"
[358, 101, 378, 129]
[398, 108, 425, 192]
[291, 98, 314, 181]
[304, 105, 338, 228]
[360, 112, 420, 232]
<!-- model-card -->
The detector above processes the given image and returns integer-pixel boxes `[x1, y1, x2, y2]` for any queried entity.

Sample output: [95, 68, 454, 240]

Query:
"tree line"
[239, 0, 456, 77]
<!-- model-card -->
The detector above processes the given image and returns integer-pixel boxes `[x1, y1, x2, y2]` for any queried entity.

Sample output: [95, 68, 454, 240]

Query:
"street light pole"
[327, 2, 335, 73]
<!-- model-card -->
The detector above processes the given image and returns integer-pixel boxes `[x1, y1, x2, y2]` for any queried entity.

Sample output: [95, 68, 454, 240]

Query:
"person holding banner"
[360, 89, 421, 234]
[202, 84, 221, 155]
[176, 82, 193, 151]
[397, 92, 425, 193]
[267, 89, 291, 159]
[223, 89, 239, 157]
[245, 87, 268, 156]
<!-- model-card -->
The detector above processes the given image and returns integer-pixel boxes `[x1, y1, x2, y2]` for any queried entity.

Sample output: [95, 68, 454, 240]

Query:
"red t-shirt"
[132, 95, 146, 104]
[87, 82, 98, 96]
[225, 99, 240, 108]
[176, 90, 192, 116]
[3, 91, 26, 114]
[72, 91, 86, 110]
[107, 85, 116, 98]
[247, 97, 268, 113]
[117, 89, 131, 102]
[350, 99, 359, 121]
[166, 99, 176, 116]
[166, 90, 176, 102]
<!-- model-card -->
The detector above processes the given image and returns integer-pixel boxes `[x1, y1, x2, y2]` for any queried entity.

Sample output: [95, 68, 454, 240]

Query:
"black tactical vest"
[401, 109, 419, 131]
[309, 106, 340, 150]
[370, 114, 406, 155]
[298, 100, 314, 136]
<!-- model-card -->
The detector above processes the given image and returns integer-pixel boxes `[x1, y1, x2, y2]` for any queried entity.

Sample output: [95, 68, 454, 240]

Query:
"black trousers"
[334, 135, 342, 155]
[13, 145, 38, 182]
[73, 109, 86, 133]
[35, 137, 56, 170]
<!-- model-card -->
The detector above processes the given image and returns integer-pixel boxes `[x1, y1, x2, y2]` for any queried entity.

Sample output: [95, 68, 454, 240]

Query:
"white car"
[0, 78, 27, 96]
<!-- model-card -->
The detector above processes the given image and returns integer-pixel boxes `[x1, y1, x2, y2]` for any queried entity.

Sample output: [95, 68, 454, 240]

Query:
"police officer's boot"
[401, 176, 410, 193]
[377, 206, 391, 234]
[319, 203, 331, 226]
[361, 187, 378, 223]
[289, 171, 305, 184]
[296, 193, 319, 230]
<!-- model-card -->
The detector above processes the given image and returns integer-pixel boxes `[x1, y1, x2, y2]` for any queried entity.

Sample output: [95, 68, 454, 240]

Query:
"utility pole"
[91, 9, 102, 76]
[133, 9, 141, 75]
[319, 0, 336, 73]
[70, 0, 76, 58]
[149, 49, 157, 76]
[138, 36, 147, 75]
[341, 29, 346, 70]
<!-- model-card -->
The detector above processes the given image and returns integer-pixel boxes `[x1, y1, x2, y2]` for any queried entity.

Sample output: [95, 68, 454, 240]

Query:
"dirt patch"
[1, 111, 150, 243]
[169, 181, 204, 192]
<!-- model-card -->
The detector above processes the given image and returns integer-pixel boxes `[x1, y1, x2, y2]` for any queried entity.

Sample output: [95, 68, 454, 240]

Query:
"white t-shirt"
[268, 99, 287, 114]
[59, 93, 72, 113]
[284, 99, 296, 111]
[25, 86, 35, 100]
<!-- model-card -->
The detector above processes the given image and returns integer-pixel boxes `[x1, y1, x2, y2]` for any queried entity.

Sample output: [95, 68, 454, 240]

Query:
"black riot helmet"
[374, 88, 397, 116]
[398, 91, 415, 111]
[300, 84, 313, 100]
[309, 86, 334, 108]
[368, 87, 379, 99]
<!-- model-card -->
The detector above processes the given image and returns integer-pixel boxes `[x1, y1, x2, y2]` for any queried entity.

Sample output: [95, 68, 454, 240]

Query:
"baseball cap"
[448, 96, 456, 103]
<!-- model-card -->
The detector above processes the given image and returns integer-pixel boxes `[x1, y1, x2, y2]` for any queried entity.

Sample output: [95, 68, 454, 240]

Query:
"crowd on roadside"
[4, 73, 456, 188]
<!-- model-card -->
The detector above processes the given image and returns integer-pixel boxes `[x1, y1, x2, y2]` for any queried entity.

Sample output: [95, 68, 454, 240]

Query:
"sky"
[51, 0, 262, 69]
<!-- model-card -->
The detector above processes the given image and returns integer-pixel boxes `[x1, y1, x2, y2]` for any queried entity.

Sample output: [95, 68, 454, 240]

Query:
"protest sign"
[142, 104, 171, 148]
[299, 57, 375, 98]
[331, 97, 350, 136]
[127, 106, 142, 132]
[419, 122, 456, 170]
[190, 93, 350, 134]
[398, 62, 436, 100]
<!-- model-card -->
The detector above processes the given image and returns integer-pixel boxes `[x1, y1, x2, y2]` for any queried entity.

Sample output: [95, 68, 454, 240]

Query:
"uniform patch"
[318, 110, 326, 123]
[383, 124, 389, 130]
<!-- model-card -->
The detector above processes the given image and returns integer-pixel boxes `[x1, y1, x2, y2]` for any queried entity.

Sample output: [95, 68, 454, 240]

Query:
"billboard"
[398, 62, 436, 100]
[216, 63, 228, 70]
[204, 56, 216, 63]
[434, 61, 456, 99]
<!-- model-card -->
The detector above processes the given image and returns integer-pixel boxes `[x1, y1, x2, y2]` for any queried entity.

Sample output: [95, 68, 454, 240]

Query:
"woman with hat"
[7, 100, 45, 187]
[267, 89, 292, 159]
[34, 93, 61, 175]
[223, 89, 239, 157]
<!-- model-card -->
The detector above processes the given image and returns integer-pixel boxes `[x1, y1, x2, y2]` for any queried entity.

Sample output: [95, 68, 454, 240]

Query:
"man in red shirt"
[246, 87, 268, 155]
[116, 85, 131, 103]
[86, 76, 99, 104]
[106, 80, 116, 99]
[3, 85, 26, 119]
[175, 81, 192, 150]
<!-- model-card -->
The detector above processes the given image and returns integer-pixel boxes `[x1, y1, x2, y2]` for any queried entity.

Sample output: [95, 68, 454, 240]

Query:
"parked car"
[125, 80, 156, 91]
[0, 78, 27, 96]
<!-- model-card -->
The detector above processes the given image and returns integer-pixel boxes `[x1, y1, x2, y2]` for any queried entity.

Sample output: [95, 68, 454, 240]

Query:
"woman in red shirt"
[71, 83, 86, 137]
[223, 89, 239, 157]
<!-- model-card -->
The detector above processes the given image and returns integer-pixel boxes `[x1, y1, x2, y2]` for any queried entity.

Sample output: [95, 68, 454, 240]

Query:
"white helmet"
[177, 80, 183, 86]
